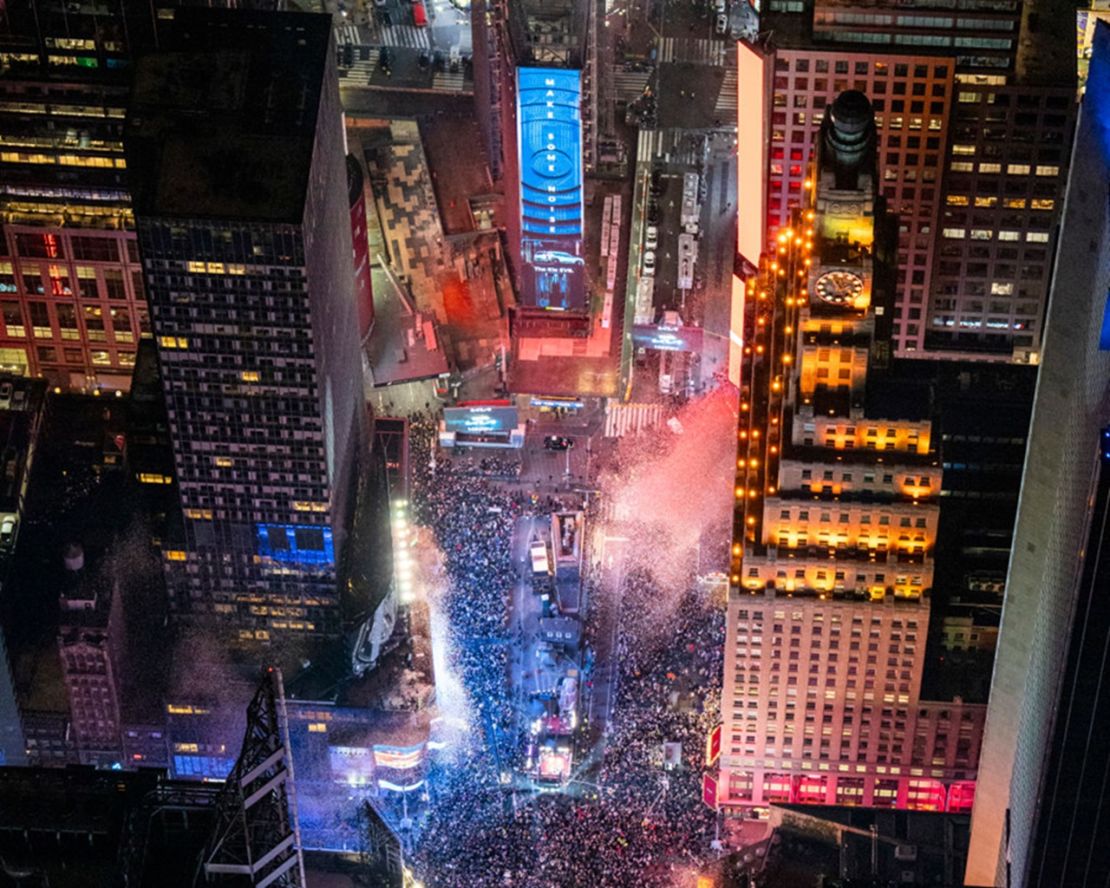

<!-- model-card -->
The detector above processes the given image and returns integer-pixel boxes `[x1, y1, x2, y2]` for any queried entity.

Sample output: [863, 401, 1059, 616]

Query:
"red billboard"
[702, 773, 719, 809]
[705, 723, 722, 767]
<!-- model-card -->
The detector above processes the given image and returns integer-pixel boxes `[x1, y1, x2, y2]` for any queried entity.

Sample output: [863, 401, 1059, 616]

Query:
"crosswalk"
[432, 70, 468, 92]
[337, 22, 361, 45]
[636, 129, 705, 167]
[612, 68, 652, 103]
[603, 402, 666, 438]
[715, 64, 738, 116]
[658, 36, 729, 66]
[379, 23, 432, 50]
[339, 50, 380, 83]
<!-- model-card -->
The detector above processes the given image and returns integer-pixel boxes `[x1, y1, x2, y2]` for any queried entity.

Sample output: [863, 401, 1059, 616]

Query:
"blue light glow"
[255, 523, 335, 566]
[517, 67, 586, 311]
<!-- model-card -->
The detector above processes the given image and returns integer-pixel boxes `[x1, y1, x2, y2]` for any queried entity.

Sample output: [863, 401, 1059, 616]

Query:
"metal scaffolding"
[194, 668, 306, 888]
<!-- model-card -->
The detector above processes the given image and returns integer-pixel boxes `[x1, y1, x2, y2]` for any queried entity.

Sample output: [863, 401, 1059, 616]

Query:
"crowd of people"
[402, 408, 727, 887]
[408, 413, 522, 759]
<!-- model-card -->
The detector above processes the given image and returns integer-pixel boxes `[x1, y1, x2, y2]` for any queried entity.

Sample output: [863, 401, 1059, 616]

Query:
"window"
[103, 269, 126, 300]
[28, 302, 51, 338]
[1, 302, 24, 337]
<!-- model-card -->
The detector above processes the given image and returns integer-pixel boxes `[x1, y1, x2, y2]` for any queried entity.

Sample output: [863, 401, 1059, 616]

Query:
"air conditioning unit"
[894, 844, 918, 862]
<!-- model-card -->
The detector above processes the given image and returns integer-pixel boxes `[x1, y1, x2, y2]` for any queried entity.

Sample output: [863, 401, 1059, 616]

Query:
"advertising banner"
[631, 323, 705, 352]
[443, 405, 519, 435]
[702, 772, 719, 809]
[705, 723, 722, 767]
[517, 67, 586, 312]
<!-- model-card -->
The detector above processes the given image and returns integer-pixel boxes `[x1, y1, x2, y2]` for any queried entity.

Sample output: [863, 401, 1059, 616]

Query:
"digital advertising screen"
[630, 323, 705, 352]
[517, 67, 586, 312]
[442, 405, 520, 435]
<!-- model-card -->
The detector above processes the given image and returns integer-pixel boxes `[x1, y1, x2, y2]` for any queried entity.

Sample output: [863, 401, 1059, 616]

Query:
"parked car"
[715, 13, 728, 34]
[643, 250, 656, 275]
[645, 224, 659, 252]
[544, 436, 574, 451]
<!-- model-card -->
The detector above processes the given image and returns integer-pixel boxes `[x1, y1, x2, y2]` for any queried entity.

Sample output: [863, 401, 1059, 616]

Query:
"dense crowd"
[408, 413, 522, 756]
[404, 408, 726, 887]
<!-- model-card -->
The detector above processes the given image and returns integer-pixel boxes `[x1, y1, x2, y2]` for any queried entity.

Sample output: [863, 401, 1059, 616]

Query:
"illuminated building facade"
[0, 10, 151, 391]
[966, 22, 1110, 886]
[472, 0, 593, 334]
[57, 544, 125, 768]
[721, 91, 983, 812]
[127, 9, 366, 645]
[758, 0, 1076, 360]
[765, 49, 955, 358]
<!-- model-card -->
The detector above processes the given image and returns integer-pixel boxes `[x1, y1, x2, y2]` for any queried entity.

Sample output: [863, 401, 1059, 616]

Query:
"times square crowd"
[403, 413, 727, 887]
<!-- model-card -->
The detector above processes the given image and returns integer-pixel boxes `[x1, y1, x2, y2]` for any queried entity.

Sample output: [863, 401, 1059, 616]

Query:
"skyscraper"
[965, 20, 1110, 887]
[0, 0, 157, 390]
[126, 8, 366, 646]
[757, 0, 1076, 360]
[719, 91, 983, 811]
[472, 0, 592, 333]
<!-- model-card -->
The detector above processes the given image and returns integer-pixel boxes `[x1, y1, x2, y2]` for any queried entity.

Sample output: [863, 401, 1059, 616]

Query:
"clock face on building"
[814, 270, 865, 307]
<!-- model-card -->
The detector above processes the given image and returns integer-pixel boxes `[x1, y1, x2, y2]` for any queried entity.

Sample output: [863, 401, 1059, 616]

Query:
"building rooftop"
[127, 8, 332, 223]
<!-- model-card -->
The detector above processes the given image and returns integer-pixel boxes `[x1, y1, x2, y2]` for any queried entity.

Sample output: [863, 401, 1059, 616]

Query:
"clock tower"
[797, 90, 889, 401]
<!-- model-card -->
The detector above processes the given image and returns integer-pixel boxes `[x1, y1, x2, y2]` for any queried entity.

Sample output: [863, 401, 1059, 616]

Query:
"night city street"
[0, 1, 1108, 887]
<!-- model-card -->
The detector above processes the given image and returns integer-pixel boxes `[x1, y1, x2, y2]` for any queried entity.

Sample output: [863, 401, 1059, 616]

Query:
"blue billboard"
[517, 67, 586, 312]
[256, 523, 335, 567]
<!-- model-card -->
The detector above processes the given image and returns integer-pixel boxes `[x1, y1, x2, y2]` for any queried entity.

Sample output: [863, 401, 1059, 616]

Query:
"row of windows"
[941, 228, 1050, 243]
[777, 58, 949, 80]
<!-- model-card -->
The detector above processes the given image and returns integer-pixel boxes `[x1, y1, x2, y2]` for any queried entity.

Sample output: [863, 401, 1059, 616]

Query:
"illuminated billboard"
[736, 42, 768, 269]
[631, 323, 705, 352]
[373, 742, 426, 771]
[255, 523, 335, 566]
[442, 405, 519, 435]
[517, 67, 586, 312]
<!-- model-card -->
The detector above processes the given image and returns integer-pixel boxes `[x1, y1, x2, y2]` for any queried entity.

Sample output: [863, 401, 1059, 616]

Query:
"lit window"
[307, 722, 327, 733]
[942, 228, 966, 239]
[240, 370, 260, 382]
[946, 195, 969, 206]
[970, 229, 992, 240]
[1007, 163, 1031, 175]
[164, 549, 186, 561]
[1035, 165, 1059, 177]
[1031, 199, 1055, 211]
[950, 161, 973, 172]
[973, 196, 997, 208]
[140, 473, 171, 485]
[1026, 232, 1049, 243]
[214, 456, 233, 468]
[952, 144, 975, 155]
[979, 163, 1001, 174]
[998, 230, 1020, 241]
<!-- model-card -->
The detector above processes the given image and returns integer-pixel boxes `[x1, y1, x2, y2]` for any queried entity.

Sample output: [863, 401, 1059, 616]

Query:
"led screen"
[443, 405, 519, 434]
[517, 67, 586, 312]
[255, 523, 335, 566]
[631, 323, 705, 352]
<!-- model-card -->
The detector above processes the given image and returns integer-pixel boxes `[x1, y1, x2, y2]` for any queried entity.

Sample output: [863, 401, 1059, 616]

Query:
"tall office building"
[757, 0, 1076, 360]
[0, 0, 158, 390]
[965, 21, 1110, 887]
[720, 91, 984, 811]
[126, 8, 366, 646]
[472, 0, 592, 331]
